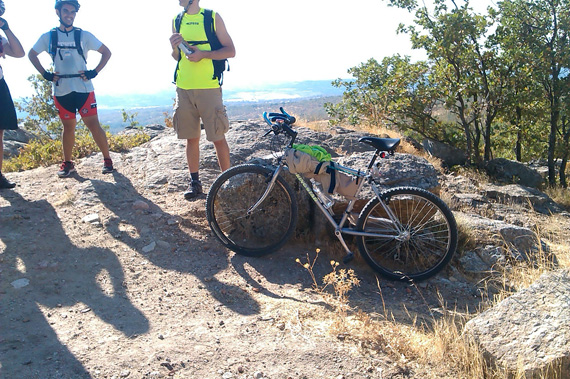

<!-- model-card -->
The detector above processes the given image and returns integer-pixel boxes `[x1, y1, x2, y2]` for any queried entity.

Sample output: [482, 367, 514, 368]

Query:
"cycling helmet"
[0, 0, 5, 17]
[55, 0, 80, 11]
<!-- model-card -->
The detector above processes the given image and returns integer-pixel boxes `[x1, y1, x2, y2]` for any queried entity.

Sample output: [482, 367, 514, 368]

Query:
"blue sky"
[1, 0, 494, 99]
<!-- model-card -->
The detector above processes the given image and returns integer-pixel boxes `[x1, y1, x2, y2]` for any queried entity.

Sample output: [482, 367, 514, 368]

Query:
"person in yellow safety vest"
[169, 0, 235, 200]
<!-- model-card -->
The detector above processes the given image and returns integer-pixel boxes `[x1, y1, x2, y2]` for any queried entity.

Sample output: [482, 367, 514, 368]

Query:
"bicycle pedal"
[342, 252, 354, 264]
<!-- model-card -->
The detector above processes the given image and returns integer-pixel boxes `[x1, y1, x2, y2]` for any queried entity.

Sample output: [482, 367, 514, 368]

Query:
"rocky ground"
[0, 123, 568, 379]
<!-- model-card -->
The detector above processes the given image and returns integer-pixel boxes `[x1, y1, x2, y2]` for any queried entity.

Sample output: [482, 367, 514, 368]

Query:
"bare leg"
[82, 115, 111, 159]
[60, 118, 77, 162]
[186, 137, 201, 174]
[213, 137, 230, 172]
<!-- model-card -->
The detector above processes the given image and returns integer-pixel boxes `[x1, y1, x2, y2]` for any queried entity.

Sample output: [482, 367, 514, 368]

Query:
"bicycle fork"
[246, 165, 285, 215]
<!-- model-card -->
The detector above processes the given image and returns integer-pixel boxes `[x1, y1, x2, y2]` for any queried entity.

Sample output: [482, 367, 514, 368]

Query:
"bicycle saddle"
[359, 137, 401, 152]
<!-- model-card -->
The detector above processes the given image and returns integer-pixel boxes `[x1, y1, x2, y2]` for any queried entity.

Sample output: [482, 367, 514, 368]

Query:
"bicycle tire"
[356, 186, 457, 281]
[206, 164, 298, 256]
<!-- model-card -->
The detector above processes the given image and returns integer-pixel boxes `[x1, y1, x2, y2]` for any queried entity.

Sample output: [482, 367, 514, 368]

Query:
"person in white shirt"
[29, 0, 114, 178]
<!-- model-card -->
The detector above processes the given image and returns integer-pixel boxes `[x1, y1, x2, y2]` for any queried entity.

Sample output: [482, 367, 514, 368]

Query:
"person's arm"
[0, 20, 25, 58]
[169, 23, 182, 61]
[28, 48, 56, 81]
[80, 43, 111, 80]
[185, 13, 235, 63]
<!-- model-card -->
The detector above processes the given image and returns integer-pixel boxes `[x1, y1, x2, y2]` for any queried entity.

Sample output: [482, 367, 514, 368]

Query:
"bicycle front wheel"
[356, 187, 457, 281]
[206, 164, 298, 256]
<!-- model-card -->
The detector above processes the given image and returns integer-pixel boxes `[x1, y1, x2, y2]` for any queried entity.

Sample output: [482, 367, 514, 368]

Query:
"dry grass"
[295, 120, 570, 378]
[454, 214, 480, 252]
[300, 119, 331, 132]
[544, 186, 570, 210]
[52, 190, 77, 207]
[296, 211, 569, 378]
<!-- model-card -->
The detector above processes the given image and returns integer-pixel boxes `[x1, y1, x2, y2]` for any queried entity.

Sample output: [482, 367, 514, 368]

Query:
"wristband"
[0, 17, 8, 31]
[42, 71, 55, 82]
[84, 69, 98, 80]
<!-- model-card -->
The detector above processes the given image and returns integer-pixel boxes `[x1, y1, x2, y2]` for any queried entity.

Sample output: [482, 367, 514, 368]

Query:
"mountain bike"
[205, 108, 458, 281]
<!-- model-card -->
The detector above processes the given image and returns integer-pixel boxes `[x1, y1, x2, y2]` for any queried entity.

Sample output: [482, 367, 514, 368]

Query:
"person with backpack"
[169, 0, 235, 200]
[28, 0, 114, 178]
[0, 0, 25, 189]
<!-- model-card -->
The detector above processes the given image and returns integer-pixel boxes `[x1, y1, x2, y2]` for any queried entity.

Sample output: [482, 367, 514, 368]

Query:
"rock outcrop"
[465, 269, 570, 378]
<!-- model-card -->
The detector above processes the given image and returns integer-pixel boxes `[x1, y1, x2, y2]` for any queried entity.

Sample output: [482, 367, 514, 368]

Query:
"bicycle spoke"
[206, 164, 298, 256]
[357, 187, 457, 281]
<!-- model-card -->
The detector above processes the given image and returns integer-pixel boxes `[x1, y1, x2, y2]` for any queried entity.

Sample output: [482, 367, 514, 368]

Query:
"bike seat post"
[366, 150, 382, 171]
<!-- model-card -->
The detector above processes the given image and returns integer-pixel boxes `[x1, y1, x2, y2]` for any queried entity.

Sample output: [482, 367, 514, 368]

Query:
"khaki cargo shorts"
[173, 87, 230, 142]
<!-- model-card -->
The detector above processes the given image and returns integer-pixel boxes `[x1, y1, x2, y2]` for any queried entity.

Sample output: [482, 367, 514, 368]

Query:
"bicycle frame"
[203, 108, 457, 281]
[246, 157, 408, 263]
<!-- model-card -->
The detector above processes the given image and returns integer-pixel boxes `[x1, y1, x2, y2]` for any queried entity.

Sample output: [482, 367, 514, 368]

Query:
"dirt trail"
[0, 154, 481, 379]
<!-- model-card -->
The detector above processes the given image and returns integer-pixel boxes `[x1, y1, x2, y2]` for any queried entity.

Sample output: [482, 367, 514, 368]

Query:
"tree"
[496, 0, 570, 185]
[395, 0, 512, 164]
[122, 109, 140, 128]
[326, 55, 462, 144]
[15, 74, 61, 139]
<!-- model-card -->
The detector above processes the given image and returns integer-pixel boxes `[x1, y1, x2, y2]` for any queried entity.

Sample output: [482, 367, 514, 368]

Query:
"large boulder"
[2, 128, 38, 158]
[485, 158, 544, 189]
[422, 138, 467, 167]
[454, 212, 548, 263]
[336, 152, 440, 194]
[3, 128, 36, 144]
[481, 184, 564, 215]
[222, 122, 442, 240]
[121, 124, 168, 140]
[465, 269, 570, 378]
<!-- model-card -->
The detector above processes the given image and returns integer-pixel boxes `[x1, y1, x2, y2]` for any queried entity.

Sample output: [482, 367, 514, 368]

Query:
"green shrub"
[3, 131, 150, 173]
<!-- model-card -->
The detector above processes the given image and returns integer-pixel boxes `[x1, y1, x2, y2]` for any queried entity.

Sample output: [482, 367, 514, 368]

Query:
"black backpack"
[173, 9, 229, 85]
[49, 27, 86, 63]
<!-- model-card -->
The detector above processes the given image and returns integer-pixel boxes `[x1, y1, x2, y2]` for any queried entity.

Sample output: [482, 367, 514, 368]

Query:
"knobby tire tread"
[206, 164, 298, 257]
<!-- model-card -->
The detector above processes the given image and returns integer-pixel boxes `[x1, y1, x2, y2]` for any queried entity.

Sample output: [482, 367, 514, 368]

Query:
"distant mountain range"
[96, 79, 344, 110]
[95, 80, 344, 133]
[16, 80, 345, 134]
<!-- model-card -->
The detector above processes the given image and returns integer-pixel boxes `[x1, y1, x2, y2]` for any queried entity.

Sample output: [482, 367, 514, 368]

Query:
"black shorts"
[0, 78, 18, 131]
[54, 91, 98, 120]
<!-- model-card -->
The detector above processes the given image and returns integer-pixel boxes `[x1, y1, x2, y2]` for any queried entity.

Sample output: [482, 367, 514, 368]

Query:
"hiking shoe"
[0, 174, 16, 189]
[183, 180, 203, 200]
[57, 161, 76, 178]
[102, 158, 114, 174]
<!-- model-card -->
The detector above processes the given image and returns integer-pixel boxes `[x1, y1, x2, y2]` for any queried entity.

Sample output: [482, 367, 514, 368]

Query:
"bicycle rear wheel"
[206, 164, 298, 256]
[356, 187, 457, 281]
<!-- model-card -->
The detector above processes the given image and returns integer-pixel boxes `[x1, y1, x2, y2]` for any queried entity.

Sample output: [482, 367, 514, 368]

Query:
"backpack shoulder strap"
[202, 9, 221, 50]
[203, 9, 228, 85]
[74, 27, 86, 63]
[174, 11, 184, 33]
[49, 28, 58, 60]
[172, 11, 186, 83]
[325, 162, 337, 194]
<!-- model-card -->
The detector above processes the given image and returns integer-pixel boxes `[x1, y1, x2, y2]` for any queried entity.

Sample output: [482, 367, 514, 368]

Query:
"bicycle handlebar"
[262, 107, 298, 146]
